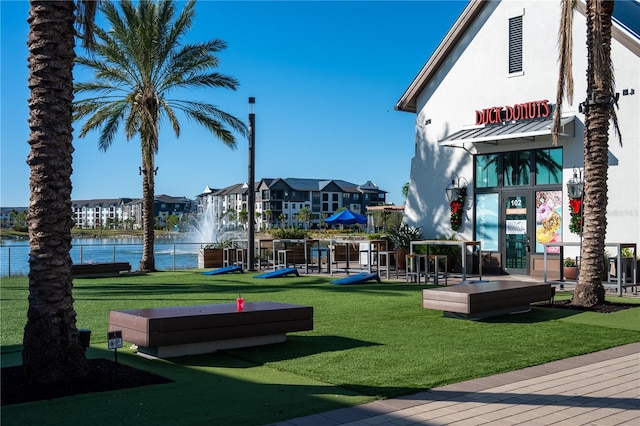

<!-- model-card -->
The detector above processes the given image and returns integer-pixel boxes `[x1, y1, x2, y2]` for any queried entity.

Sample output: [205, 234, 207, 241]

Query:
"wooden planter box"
[198, 248, 224, 268]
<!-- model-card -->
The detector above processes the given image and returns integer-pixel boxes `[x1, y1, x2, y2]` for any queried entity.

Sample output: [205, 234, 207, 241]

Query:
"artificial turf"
[1, 271, 639, 425]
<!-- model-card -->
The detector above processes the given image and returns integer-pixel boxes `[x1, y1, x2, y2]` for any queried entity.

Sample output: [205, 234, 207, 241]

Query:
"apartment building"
[72, 195, 192, 230]
[122, 194, 193, 230]
[196, 178, 387, 231]
[195, 183, 249, 231]
[72, 198, 132, 229]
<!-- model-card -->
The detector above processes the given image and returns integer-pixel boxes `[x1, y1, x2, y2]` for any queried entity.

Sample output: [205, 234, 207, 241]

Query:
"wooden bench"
[109, 301, 313, 358]
[71, 262, 131, 278]
[422, 280, 553, 320]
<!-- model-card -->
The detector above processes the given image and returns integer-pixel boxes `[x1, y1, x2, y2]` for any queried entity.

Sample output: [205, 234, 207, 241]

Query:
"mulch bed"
[1, 358, 172, 406]
[538, 299, 638, 313]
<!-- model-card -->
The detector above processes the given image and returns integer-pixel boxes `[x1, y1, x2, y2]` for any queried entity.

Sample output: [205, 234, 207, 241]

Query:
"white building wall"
[406, 0, 639, 250]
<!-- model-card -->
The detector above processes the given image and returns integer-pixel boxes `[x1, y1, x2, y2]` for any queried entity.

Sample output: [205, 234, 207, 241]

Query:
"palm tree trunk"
[572, 0, 614, 307]
[139, 149, 157, 272]
[23, 0, 88, 382]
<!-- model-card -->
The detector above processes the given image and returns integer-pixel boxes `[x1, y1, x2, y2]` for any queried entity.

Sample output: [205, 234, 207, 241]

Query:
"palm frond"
[160, 100, 181, 138]
[552, 0, 575, 145]
[74, 0, 246, 158]
[177, 100, 247, 135]
[75, 0, 98, 49]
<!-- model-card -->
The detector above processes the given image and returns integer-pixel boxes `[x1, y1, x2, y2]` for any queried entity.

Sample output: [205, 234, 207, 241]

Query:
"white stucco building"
[396, 0, 639, 276]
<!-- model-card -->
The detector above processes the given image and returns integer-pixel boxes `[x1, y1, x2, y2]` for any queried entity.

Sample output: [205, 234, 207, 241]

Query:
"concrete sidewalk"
[272, 343, 639, 426]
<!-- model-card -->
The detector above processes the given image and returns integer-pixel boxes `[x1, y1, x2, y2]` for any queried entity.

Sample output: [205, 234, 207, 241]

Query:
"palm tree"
[238, 209, 249, 230]
[74, 0, 247, 271]
[553, 0, 620, 307]
[264, 209, 273, 229]
[23, 0, 96, 383]
[296, 206, 313, 229]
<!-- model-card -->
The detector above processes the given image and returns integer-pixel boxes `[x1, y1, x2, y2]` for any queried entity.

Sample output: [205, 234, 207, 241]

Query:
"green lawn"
[2, 271, 639, 425]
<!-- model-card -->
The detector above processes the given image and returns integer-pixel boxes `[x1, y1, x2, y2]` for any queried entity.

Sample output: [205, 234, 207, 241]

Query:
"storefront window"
[504, 151, 530, 186]
[535, 148, 562, 185]
[535, 190, 563, 253]
[475, 193, 499, 251]
[475, 154, 499, 188]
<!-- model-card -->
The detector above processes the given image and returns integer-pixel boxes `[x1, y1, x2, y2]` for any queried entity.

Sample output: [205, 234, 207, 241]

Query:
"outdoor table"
[543, 242, 637, 296]
[329, 239, 378, 275]
[409, 240, 482, 282]
[271, 239, 319, 274]
[256, 238, 273, 270]
[358, 239, 387, 269]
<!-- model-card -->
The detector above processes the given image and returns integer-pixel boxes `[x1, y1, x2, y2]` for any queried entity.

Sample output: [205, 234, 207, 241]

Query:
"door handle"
[525, 236, 531, 252]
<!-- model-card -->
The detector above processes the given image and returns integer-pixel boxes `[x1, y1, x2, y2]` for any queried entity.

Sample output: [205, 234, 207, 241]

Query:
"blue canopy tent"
[324, 209, 367, 225]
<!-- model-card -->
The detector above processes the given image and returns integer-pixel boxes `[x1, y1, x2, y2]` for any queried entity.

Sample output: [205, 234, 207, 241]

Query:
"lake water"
[0, 236, 211, 277]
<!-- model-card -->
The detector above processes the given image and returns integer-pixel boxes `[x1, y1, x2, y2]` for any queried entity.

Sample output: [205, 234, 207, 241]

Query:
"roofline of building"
[395, 0, 640, 114]
[395, 0, 486, 114]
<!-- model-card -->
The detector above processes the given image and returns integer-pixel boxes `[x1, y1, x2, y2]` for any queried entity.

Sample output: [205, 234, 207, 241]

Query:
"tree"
[264, 209, 273, 228]
[164, 213, 180, 231]
[10, 210, 28, 231]
[553, 0, 620, 307]
[296, 206, 313, 229]
[23, 0, 96, 383]
[238, 209, 249, 230]
[74, 0, 247, 272]
[401, 182, 409, 201]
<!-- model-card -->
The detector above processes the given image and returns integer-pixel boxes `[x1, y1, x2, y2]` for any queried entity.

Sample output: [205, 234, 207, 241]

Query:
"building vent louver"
[509, 15, 523, 74]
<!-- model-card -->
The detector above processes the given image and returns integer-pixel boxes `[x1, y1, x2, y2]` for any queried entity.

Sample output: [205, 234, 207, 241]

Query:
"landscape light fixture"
[567, 167, 584, 199]
[445, 173, 468, 202]
[138, 166, 158, 175]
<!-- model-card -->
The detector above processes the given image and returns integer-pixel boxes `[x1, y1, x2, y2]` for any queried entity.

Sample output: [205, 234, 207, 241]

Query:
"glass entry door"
[503, 192, 531, 274]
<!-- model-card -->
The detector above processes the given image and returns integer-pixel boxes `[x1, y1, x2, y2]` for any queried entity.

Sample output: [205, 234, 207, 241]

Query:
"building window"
[535, 148, 563, 185]
[504, 151, 531, 186]
[475, 154, 500, 188]
[508, 15, 523, 74]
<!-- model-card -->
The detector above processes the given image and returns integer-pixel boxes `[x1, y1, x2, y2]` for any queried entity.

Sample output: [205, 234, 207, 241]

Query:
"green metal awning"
[439, 116, 575, 146]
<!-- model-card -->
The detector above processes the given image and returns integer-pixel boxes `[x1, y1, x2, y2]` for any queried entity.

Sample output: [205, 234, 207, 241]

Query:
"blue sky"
[1, 0, 467, 207]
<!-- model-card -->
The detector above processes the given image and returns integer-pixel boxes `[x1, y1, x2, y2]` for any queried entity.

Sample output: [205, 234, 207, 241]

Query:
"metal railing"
[1, 242, 212, 277]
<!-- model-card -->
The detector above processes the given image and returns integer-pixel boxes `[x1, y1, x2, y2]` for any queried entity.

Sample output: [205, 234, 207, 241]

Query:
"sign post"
[107, 330, 123, 364]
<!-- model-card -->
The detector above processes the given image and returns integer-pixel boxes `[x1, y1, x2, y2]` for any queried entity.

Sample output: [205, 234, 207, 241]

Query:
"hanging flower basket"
[449, 187, 467, 231]
[568, 197, 583, 234]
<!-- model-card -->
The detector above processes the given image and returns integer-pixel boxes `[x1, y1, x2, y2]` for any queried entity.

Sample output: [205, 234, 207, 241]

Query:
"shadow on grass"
[482, 306, 584, 324]
[70, 276, 423, 301]
[0, 345, 416, 425]
[173, 335, 381, 368]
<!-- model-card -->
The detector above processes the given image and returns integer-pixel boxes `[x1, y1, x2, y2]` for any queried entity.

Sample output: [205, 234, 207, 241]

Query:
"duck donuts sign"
[475, 99, 551, 125]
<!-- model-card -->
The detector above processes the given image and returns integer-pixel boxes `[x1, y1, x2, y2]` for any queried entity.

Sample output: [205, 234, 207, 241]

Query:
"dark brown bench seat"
[109, 301, 313, 358]
[71, 262, 131, 278]
[422, 280, 553, 320]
